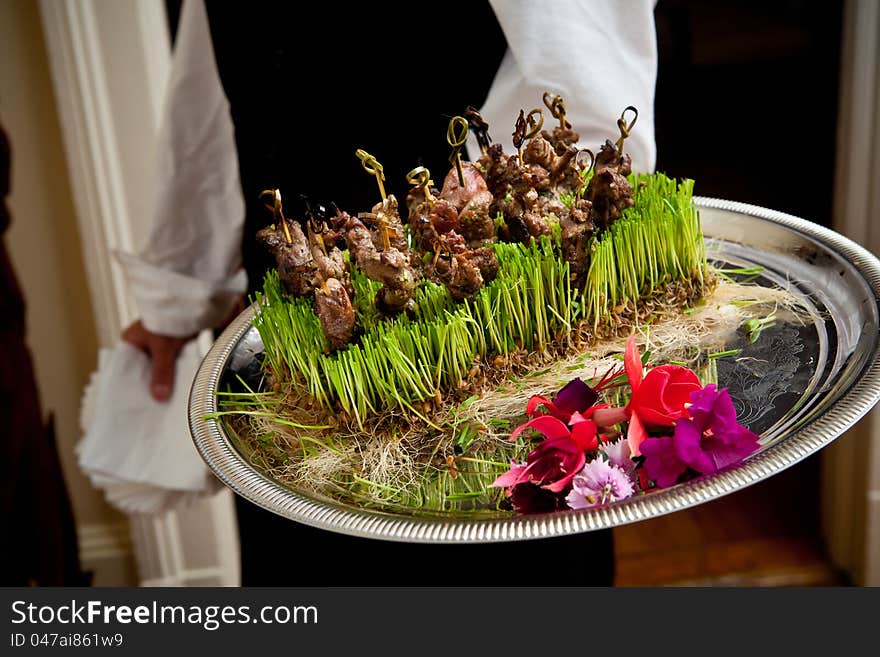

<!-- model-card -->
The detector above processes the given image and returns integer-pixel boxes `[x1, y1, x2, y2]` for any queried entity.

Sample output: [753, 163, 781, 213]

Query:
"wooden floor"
[613, 457, 844, 586]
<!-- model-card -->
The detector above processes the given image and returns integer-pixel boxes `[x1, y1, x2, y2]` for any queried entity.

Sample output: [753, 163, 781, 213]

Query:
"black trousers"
[234, 495, 615, 586]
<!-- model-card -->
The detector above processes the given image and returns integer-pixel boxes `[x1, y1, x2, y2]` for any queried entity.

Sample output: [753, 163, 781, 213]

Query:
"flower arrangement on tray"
[212, 93, 807, 517]
[490, 335, 759, 513]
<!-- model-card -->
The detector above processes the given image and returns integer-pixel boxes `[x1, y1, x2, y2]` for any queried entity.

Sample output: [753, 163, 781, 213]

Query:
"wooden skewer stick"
[406, 166, 435, 207]
[260, 188, 291, 243]
[574, 148, 594, 203]
[543, 92, 571, 130]
[376, 211, 391, 250]
[525, 108, 544, 140]
[512, 110, 527, 163]
[614, 106, 639, 154]
[464, 106, 491, 156]
[356, 149, 387, 200]
[447, 116, 468, 186]
[356, 149, 392, 248]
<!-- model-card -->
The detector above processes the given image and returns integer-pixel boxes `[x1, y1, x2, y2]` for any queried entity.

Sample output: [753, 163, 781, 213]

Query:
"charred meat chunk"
[256, 220, 315, 297]
[427, 252, 484, 302]
[541, 125, 580, 155]
[438, 163, 495, 245]
[585, 139, 634, 231]
[560, 199, 594, 282]
[345, 214, 418, 314]
[314, 277, 356, 351]
[360, 195, 409, 253]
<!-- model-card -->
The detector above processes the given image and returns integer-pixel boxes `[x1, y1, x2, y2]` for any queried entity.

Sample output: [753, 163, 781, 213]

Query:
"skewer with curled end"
[349, 150, 419, 314]
[405, 165, 446, 252]
[541, 92, 581, 155]
[255, 188, 316, 297]
[447, 116, 468, 186]
[432, 117, 497, 246]
[426, 237, 484, 302]
[585, 106, 638, 230]
[356, 149, 408, 252]
[464, 106, 492, 157]
[512, 108, 543, 163]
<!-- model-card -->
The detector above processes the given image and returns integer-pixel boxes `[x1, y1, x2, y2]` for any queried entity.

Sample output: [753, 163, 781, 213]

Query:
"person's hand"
[122, 321, 196, 401]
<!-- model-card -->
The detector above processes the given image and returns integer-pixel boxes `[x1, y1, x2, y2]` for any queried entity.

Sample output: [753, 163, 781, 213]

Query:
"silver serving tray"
[189, 198, 880, 543]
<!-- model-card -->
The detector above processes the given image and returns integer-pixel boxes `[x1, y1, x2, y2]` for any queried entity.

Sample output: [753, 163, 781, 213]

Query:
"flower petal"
[525, 395, 561, 420]
[592, 406, 627, 430]
[570, 419, 599, 451]
[510, 483, 565, 514]
[554, 378, 598, 415]
[508, 414, 572, 442]
[490, 461, 530, 489]
[627, 410, 649, 456]
[640, 436, 688, 488]
[673, 417, 715, 474]
[624, 334, 644, 393]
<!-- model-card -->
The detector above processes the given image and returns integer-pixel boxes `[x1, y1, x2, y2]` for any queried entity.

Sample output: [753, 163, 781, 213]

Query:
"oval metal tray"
[188, 198, 880, 543]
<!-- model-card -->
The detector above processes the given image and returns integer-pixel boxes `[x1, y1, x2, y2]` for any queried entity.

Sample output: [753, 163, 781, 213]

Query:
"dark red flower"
[509, 482, 569, 514]
[524, 377, 598, 424]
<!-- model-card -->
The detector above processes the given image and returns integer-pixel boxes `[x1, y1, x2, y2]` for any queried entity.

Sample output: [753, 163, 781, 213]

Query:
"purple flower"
[599, 438, 637, 479]
[640, 435, 687, 488]
[554, 378, 599, 417]
[673, 384, 760, 475]
[565, 459, 635, 509]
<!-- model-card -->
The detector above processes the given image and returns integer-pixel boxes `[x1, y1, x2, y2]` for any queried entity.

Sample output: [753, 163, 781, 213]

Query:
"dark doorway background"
[614, 0, 845, 586]
[655, 0, 842, 225]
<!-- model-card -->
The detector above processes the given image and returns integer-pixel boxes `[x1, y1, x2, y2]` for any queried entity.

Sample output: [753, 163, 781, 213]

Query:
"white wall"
[0, 0, 137, 585]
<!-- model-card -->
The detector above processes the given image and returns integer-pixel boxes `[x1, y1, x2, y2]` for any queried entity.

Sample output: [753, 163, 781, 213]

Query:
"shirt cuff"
[116, 251, 248, 337]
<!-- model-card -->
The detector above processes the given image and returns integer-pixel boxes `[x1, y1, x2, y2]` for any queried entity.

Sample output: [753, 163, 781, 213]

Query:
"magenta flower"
[673, 384, 760, 475]
[565, 459, 635, 509]
[640, 435, 687, 488]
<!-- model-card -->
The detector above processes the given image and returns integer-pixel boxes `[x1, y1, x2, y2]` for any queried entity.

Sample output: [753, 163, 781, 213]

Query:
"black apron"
[205, 0, 614, 585]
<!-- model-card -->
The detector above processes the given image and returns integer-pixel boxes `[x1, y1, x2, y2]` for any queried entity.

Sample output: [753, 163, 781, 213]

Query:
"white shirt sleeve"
[478, 0, 658, 172]
[116, 0, 247, 338]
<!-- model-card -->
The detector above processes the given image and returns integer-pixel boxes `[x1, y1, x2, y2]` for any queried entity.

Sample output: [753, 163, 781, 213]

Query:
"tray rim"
[188, 196, 880, 543]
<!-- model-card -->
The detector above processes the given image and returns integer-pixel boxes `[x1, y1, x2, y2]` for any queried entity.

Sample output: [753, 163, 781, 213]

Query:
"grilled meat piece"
[361, 195, 408, 252]
[524, 134, 585, 198]
[256, 220, 315, 296]
[586, 167, 633, 230]
[309, 229, 352, 297]
[585, 140, 634, 231]
[439, 163, 495, 245]
[541, 125, 580, 155]
[594, 139, 632, 176]
[466, 246, 499, 284]
[345, 214, 418, 314]
[478, 143, 511, 198]
[314, 277, 356, 351]
[428, 252, 484, 301]
[560, 198, 594, 282]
